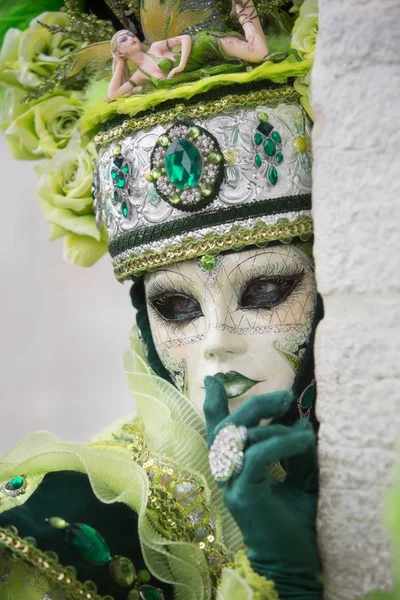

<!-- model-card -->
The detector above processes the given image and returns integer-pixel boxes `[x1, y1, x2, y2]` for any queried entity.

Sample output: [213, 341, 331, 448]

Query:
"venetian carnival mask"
[145, 245, 317, 413]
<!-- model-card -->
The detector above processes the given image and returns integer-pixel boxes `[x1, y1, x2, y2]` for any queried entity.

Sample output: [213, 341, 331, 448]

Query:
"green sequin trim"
[109, 195, 311, 258]
[94, 87, 297, 148]
[0, 526, 112, 600]
[112, 216, 313, 281]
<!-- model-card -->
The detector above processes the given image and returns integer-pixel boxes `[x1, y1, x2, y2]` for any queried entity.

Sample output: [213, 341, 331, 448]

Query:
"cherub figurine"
[107, 0, 269, 99]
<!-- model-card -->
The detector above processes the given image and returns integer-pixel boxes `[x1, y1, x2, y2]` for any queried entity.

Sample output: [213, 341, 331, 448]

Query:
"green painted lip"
[214, 371, 264, 399]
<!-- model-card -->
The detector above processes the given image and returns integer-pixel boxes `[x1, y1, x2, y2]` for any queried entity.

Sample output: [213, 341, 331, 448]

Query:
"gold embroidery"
[94, 87, 297, 148]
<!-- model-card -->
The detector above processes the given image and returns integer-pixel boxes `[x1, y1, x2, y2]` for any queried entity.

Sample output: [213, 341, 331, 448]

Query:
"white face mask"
[144, 245, 317, 415]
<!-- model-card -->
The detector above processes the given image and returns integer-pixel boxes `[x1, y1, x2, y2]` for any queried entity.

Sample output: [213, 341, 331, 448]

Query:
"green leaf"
[0, 0, 64, 45]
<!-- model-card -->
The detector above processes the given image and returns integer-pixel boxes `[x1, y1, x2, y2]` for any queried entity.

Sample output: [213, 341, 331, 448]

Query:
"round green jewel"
[109, 556, 136, 588]
[121, 201, 129, 217]
[293, 135, 309, 153]
[199, 255, 216, 270]
[151, 167, 162, 180]
[138, 585, 163, 599]
[46, 516, 68, 529]
[122, 163, 130, 174]
[268, 166, 278, 185]
[138, 569, 151, 583]
[254, 154, 262, 168]
[254, 132, 263, 145]
[276, 152, 284, 164]
[115, 173, 126, 188]
[170, 192, 181, 205]
[65, 523, 111, 566]
[5, 476, 26, 493]
[258, 111, 269, 123]
[264, 139, 276, 157]
[187, 126, 200, 140]
[111, 168, 118, 180]
[271, 131, 282, 144]
[199, 182, 213, 197]
[165, 139, 202, 190]
[158, 135, 169, 147]
[207, 152, 222, 165]
[113, 145, 122, 155]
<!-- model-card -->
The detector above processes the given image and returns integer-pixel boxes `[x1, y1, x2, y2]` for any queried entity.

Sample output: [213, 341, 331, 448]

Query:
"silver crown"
[93, 94, 313, 281]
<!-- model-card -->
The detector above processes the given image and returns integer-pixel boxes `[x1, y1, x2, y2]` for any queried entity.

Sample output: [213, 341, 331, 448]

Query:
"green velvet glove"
[204, 377, 322, 600]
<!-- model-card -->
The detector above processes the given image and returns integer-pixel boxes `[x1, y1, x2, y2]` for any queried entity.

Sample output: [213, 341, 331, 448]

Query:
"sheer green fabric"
[0, 328, 271, 600]
[81, 57, 312, 134]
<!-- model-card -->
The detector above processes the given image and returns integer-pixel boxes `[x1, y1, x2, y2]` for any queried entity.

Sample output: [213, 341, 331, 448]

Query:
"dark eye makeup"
[150, 290, 203, 323]
[239, 276, 301, 310]
[148, 270, 303, 326]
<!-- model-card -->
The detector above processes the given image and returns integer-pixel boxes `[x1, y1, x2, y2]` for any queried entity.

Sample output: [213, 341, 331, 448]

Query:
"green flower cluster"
[291, 0, 318, 60]
[0, 13, 84, 159]
[0, 12, 80, 89]
[291, 0, 319, 119]
[0, 11, 106, 266]
[36, 137, 108, 267]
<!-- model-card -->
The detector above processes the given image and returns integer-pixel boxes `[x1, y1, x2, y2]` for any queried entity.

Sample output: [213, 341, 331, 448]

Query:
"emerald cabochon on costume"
[0, 1, 325, 600]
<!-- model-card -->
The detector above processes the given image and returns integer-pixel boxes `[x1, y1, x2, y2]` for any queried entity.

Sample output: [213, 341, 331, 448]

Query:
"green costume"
[141, 31, 247, 88]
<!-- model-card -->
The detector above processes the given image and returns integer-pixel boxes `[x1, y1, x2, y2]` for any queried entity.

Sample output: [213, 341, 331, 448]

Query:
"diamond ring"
[209, 424, 248, 483]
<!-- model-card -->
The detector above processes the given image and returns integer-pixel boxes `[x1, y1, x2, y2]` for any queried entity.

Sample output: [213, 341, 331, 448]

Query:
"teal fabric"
[0, 471, 173, 599]
[204, 381, 323, 600]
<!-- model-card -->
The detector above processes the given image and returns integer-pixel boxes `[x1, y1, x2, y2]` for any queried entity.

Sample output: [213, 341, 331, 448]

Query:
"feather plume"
[0, 0, 64, 44]
[140, 0, 212, 43]
[69, 41, 112, 78]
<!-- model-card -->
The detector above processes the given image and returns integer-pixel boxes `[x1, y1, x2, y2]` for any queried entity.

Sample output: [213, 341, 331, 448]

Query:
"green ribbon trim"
[109, 194, 311, 258]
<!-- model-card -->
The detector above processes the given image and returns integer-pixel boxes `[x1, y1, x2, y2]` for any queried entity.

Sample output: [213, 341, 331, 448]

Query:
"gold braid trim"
[95, 86, 296, 148]
[0, 527, 113, 600]
[113, 217, 313, 281]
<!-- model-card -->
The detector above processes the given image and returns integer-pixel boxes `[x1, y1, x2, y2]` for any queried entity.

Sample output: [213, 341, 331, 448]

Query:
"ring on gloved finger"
[209, 424, 248, 483]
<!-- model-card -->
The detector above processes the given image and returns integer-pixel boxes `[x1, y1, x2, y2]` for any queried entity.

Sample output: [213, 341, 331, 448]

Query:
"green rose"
[0, 12, 81, 90]
[291, 0, 318, 60]
[294, 70, 313, 120]
[36, 137, 108, 267]
[5, 93, 82, 159]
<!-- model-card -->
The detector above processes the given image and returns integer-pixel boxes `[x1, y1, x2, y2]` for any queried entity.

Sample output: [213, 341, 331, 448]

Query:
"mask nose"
[203, 326, 248, 361]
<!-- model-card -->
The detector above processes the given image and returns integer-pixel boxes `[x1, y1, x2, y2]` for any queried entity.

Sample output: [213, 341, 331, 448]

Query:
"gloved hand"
[204, 377, 322, 600]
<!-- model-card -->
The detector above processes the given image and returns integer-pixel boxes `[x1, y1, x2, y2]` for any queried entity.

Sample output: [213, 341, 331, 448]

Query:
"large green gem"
[138, 585, 163, 599]
[65, 523, 111, 566]
[5, 476, 25, 491]
[268, 166, 278, 185]
[165, 139, 202, 190]
[264, 139, 276, 157]
[109, 556, 136, 588]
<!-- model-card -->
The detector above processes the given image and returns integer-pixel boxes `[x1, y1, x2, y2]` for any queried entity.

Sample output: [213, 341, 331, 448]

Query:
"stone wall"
[313, 0, 400, 598]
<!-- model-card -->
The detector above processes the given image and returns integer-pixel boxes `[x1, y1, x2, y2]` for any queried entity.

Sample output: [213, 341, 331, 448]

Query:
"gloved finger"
[240, 430, 315, 484]
[216, 389, 293, 434]
[246, 424, 291, 444]
[204, 376, 229, 447]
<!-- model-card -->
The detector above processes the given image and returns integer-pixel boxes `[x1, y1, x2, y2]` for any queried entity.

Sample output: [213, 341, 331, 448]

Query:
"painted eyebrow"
[227, 253, 304, 278]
